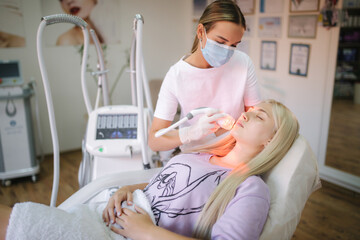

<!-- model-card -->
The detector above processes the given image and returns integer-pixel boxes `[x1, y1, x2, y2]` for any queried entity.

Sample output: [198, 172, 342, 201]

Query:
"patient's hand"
[102, 186, 133, 226]
[111, 205, 155, 239]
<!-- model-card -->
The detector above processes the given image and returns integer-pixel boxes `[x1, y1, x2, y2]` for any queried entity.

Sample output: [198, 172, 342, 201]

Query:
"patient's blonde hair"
[192, 99, 300, 239]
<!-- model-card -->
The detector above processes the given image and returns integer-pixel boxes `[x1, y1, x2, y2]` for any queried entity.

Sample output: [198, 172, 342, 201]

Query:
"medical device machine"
[78, 14, 154, 188]
[82, 104, 152, 184]
[0, 60, 39, 186]
[37, 14, 154, 206]
[155, 107, 235, 137]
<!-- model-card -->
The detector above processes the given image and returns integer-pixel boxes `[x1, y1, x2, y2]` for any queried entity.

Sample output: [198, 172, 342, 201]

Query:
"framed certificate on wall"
[258, 17, 282, 38]
[288, 15, 318, 38]
[289, 43, 310, 77]
[261, 41, 277, 70]
[236, 0, 255, 14]
[290, 0, 319, 13]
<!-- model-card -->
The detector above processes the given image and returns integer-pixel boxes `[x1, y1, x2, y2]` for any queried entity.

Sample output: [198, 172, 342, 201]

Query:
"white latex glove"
[179, 109, 227, 144]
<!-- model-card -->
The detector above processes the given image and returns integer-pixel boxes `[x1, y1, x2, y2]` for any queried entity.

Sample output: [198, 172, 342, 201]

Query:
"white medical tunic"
[154, 50, 262, 125]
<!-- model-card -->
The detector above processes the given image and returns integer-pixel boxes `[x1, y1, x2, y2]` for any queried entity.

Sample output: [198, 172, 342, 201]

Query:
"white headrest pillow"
[181, 133, 321, 239]
[260, 135, 321, 240]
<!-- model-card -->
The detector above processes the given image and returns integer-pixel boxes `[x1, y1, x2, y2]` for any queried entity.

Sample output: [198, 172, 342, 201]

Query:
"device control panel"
[0, 61, 23, 87]
[86, 105, 149, 157]
[96, 113, 138, 140]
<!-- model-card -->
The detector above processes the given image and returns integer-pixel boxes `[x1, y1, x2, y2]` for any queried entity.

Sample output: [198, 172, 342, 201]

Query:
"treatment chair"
[59, 135, 321, 239]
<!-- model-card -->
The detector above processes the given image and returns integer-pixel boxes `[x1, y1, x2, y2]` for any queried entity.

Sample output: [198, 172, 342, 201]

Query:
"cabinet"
[334, 7, 360, 101]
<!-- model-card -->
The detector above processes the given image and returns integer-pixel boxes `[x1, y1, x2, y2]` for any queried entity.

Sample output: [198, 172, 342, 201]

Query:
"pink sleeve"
[211, 176, 270, 240]
[153, 67, 179, 121]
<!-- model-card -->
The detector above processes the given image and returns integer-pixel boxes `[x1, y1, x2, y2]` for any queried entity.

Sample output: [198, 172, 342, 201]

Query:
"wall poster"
[40, 0, 121, 46]
[261, 41, 277, 70]
[0, 0, 25, 48]
[290, 0, 320, 12]
[289, 43, 310, 77]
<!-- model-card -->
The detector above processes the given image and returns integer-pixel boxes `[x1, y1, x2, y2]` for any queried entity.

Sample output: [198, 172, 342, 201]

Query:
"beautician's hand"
[179, 109, 227, 144]
[102, 186, 133, 226]
[111, 205, 155, 239]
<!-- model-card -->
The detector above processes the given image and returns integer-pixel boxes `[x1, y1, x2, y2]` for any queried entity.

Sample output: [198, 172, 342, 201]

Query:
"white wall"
[0, 0, 193, 154]
[243, 1, 359, 191]
[0, 0, 337, 168]
[244, 0, 338, 164]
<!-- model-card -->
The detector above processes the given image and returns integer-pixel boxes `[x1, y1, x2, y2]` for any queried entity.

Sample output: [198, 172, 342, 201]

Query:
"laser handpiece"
[155, 107, 235, 137]
[217, 114, 236, 130]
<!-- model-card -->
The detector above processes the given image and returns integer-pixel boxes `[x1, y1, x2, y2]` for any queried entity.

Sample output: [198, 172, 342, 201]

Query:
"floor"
[325, 99, 360, 176]
[0, 149, 359, 239]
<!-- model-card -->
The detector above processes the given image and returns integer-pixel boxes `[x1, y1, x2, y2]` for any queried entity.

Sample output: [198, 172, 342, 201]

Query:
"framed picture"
[258, 17, 282, 38]
[290, 0, 320, 13]
[289, 43, 310, 77]
[41, 0, 121, 46]
[261, 41, 277, 70]
[288, 15, 318, 38]
[0, 0, 26, 48]
[260, 0, 284, 13]
[236, 0, 255, 15]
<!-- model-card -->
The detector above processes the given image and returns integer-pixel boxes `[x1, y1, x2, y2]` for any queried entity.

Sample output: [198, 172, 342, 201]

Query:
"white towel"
[6, 189, 154, 240]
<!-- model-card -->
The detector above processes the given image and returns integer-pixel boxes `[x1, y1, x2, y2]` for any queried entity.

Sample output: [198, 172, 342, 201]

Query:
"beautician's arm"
[148, 117, 182, 152]
[149, 116, 230, 151]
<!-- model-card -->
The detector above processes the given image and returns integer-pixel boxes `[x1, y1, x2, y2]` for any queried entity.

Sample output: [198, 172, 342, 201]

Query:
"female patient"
[0, 99, 299, 240]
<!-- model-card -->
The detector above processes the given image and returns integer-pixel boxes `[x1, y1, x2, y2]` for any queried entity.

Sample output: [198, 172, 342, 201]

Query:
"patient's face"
[231, 102, 276, 148]
[60, 0, 96, 19]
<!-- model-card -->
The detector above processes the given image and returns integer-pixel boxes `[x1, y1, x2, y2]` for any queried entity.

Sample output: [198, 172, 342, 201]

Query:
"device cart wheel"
[2, 179, 11, 187]
[31, 175, 37, 183]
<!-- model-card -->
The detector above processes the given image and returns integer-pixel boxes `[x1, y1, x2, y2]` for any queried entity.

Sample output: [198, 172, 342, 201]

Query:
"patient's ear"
[263, 139, 272, 147]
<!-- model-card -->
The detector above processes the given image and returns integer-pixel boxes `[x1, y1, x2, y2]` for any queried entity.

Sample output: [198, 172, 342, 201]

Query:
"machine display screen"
[0, 62, 20, 78]
[96, 114, 137, 139]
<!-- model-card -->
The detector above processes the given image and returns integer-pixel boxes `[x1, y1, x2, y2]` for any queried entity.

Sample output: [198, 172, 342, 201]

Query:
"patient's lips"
[70, 7, 80, 15]
[236, 121, 244, 128]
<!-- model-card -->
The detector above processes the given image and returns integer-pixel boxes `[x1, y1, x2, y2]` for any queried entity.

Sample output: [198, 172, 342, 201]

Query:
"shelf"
[340, 26, 360, 30]
[338, 42, 360, 47]
[342, 7, 360, 15]
[335, 70, 359, 81]
[337, 60, 359, 64]
[333, 96, 354, 100]
[340, 6, 360, 28]
[335, 75, 359, 82]
[336, 7, 360, 96]
[335, 79, 359, 83]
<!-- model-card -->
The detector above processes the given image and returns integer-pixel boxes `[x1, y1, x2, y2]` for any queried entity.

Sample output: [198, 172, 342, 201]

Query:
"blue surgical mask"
[200, 30, 235, 67]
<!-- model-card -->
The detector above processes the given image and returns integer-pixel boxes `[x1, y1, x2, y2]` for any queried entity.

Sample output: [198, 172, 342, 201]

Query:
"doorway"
[325, 5, 360, 184]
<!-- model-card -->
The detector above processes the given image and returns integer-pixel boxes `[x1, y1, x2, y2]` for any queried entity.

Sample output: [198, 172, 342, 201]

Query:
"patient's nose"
[241, 113, 248, 121]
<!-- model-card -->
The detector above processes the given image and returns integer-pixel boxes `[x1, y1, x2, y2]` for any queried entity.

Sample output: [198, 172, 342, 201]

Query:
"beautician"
[148, 0, 261, 152]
